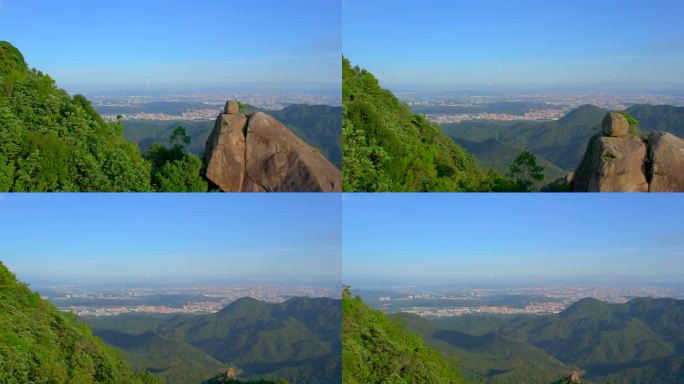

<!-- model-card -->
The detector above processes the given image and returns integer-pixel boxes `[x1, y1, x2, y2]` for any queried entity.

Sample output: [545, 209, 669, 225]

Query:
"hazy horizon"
[0, 0, 340, 91]
[343, 0, 684, 91]
[343, 194, 684, 284]
[0, 194, 341, 285]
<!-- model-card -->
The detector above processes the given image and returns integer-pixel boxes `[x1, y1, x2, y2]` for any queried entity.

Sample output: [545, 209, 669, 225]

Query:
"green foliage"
[170, 126, 191, 148]
[145, 127, 207, 192]
[508, 150, 545, 191]
[0, 262, 162, 384]
[236, 101, 249, 114]
[342, 57, 512, 191]
[619, 112, 640, 135]
[342, 288, 466, 384]
[0, 41, 152, 191]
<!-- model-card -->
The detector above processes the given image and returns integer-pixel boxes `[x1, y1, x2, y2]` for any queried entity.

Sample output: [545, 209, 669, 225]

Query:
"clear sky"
[0, 0, 340, 91]
[343, 0, 684, 91]
[0, 194, 340, 285]
[343, 194, 684, 286]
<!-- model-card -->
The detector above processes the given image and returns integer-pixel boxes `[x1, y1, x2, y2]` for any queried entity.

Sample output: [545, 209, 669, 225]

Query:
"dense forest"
[0, 261, 161, 384]
[342, 58, 547, 192]
[342, 288, 466, 383]
[0, 41, 206, 192]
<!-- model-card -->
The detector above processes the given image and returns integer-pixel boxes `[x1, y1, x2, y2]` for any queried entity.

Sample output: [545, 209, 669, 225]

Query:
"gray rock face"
[572, 113, 684, 192]
[648, 132, 684, 191]
[203, 106, 341, 192]
[602, 112, 629, 137]
[572, 134, 648, 192]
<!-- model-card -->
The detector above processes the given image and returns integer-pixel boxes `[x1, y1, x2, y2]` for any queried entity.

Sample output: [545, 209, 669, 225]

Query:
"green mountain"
[412, 297, 684, 384]
[0, 261, 160, 383]
[442, 103, 684, 175]
[95, 329, 226, 384]
[87, 297, 341, 384]
[442, 105, 607, 172]
[393, 313, 575, 384]
[342, 288, 466, 383]
[0, 41, 152, 191]
[453, 137, 566, 183]
[342, 58, 526, 192]
[122, 104, 342, 168]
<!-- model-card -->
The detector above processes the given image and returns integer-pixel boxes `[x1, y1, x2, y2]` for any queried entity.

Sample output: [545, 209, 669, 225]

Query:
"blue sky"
[0, 0, 340, 91]
[0, 194, 340, 285]
[343, 194, 684, 285]
[343, 0, 684, 91]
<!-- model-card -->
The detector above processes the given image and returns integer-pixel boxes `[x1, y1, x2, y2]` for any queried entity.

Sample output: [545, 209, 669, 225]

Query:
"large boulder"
[243, 112, 341, 192]
[572, 134, 648, 192]
[225, 100, 239, 115]
[204, 112, 247, 192]
[203, 106, 341, 192]
[648, 132, 684, 191]
[602, 112, 629, 137]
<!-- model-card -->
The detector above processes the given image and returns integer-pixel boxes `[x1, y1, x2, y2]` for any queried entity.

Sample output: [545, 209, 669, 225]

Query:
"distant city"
[396, 91, 684, 123]
[356, 284, 684, 317]
[78, 91, 341, 122]
[33, 283, 338, 317]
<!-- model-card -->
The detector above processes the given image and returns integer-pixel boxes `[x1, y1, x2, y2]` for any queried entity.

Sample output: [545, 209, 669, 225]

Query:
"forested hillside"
[342, 288, 466, 383]
[342, 58, 530, 192]
[0, 261, 161, 384]
[0, 41, 151, 191]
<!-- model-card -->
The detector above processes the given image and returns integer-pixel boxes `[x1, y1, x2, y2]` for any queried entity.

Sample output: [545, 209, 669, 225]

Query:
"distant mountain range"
[87, 296, 341, 384]
[396, 297, 684, 384]
[123, 104, 342, 168]
[442, 104, 684, 178]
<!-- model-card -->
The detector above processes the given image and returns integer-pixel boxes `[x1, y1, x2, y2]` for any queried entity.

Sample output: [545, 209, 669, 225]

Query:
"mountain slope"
[87, 297, 341, 384]
[393, 313, 574, 384]
[342, 289, 466, 383]
[0, 41, 151, 191]
[442, 105, 607, 171]
[625, 104, 684, 137]
[95, 329, 226, 384]
[343, 58, 513, 192]
[443, 103, 684, 175]
[0, 261, 160, 383]
[453, 137, 566, 183]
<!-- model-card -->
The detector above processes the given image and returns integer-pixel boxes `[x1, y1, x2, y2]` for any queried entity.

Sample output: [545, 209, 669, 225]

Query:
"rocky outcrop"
[572, 113, 684, 192]
[204, 101, 341, 192]
[648, 132, 684, 191]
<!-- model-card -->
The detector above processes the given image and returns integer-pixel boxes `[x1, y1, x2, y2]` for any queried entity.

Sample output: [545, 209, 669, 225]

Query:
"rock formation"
[204, 100, 341, 192]
[571, 113, 684, 192]
[648, 131, 684, 191]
